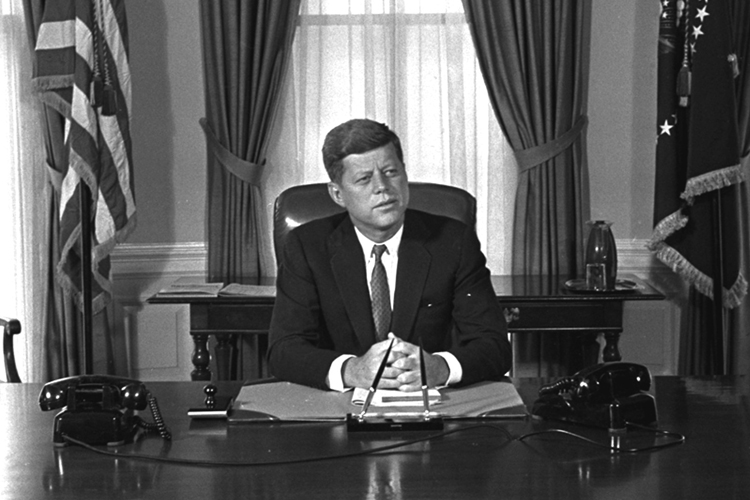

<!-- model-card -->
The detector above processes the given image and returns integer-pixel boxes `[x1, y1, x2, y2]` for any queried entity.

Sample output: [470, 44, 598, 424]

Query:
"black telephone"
[39, 375, 170, 447]
[531, 362, 657, 432]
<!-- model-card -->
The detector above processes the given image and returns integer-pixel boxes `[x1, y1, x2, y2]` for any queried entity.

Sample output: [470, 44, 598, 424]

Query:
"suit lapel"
[392, 211, 431, 343]
[329, 218, 377, 348]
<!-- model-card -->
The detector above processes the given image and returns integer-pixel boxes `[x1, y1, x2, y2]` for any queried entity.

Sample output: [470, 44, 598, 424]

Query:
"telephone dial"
[531, 362, 657, 432]
[39, 375, 171, 447]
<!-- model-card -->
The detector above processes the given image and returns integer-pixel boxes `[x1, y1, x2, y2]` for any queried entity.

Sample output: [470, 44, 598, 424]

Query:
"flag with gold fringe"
[650, 0, 746, 308]
[32, 0, 135, 313]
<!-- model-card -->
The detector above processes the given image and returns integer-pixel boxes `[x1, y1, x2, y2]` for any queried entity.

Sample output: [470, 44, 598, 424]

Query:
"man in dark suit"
[267, 119, 511, 391]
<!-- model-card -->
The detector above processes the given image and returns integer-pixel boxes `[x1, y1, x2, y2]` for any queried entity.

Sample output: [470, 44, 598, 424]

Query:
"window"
[0, 0, 46, 381]
[264, 0, 517, 274]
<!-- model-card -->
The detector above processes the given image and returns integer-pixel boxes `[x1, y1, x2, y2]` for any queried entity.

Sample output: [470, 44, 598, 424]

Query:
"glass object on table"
[584, 220, 617, 291]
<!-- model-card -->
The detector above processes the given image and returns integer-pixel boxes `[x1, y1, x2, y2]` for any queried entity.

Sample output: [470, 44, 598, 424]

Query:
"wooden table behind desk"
[3, 377, 749, 499]
[148, 281, 277, 381]
[147, 275, 665, 381]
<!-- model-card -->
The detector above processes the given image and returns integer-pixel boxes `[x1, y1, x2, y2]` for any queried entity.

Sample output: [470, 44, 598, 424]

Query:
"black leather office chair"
[272, 182, 476, 263]
[247, 182, 475, 380]
[2, 317, 21, 383]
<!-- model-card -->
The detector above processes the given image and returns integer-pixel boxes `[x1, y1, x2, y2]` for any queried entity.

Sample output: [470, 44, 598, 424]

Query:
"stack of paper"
[229, 379, 527, 423]
[351, 387, 441, 407]
[157, 278, 223, 297]
[218, 283, 276, 297]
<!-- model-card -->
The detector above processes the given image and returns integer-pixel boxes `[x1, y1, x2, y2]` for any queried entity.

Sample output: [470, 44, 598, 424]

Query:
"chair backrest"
[273, 182, 476, 264]
[1, 317, 21, 383]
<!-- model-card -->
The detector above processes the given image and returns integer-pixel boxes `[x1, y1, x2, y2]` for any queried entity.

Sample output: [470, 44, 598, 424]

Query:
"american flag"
[649, 0, 746, 308]
[32, 0, 135, 313]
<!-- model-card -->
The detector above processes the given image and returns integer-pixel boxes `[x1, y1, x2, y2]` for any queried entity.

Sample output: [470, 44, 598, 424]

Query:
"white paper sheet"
[351, 387, 441, 407]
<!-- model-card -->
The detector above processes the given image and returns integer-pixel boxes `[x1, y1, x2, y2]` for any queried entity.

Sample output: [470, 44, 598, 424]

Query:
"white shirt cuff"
[435, 351, 462, 386]
[326, 354, 356, 392]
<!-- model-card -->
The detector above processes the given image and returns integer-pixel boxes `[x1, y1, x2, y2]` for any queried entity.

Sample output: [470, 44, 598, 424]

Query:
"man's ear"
[328, 182, 346, 208]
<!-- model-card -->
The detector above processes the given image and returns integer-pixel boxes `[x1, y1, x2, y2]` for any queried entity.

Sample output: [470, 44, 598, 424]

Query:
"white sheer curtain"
[0, 0, 47, 381]
[263, 0, 517, 275]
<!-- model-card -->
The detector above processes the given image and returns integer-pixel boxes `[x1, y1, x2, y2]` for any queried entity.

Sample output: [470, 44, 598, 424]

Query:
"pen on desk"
[358, 338, 394, 420]
[362, 411, 443, 418]
[419, 341, 431, 420]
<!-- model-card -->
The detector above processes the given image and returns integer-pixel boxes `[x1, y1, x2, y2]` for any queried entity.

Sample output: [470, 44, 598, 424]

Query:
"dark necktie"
[370, 244, 391, 341]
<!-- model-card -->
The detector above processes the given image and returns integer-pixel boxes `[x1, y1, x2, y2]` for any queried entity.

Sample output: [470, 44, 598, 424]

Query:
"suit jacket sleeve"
[443, 223, 511, 386]
[266, 227, 344, 389]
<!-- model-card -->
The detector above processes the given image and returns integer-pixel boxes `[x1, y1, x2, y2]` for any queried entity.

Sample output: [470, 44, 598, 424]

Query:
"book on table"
[156, 277, 224, 297]
[218, 282, 276, 297]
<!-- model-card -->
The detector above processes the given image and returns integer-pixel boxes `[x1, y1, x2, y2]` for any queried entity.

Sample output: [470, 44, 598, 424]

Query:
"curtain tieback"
[515, 115, 588, 173]
[199, 118, 264, 186]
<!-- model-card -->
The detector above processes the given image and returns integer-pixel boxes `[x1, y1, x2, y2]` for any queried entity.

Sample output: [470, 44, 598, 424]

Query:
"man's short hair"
[321, 119, 404, 183]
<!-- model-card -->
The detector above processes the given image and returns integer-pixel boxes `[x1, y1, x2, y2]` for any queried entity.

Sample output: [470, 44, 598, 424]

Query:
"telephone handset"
[39, 375, 171, 447]
[537, 362, 651, 403]
[532, 362, 657, 431]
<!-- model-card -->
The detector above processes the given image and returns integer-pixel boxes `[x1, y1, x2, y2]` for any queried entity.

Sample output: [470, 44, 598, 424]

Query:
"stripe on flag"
[32, 0, 136, 313]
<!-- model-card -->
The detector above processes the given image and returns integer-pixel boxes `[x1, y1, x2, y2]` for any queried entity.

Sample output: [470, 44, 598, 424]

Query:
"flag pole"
[711, 189, 725, 374]
[80, 183, 94, 375]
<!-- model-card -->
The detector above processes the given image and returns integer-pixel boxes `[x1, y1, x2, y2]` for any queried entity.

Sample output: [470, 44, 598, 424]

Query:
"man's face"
[328, 142, 409, 243]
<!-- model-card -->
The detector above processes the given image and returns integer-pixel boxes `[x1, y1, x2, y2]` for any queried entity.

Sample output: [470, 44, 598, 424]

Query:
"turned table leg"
[191, 333, 212, 381]
[214, 334, 236, 381]
[602, 331, 622, 362]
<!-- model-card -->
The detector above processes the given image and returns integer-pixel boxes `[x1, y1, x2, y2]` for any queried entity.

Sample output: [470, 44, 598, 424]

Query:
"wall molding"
[111, 239, 664, 280]
[111, 241, 207, 281]
[615, 239, 666, 272]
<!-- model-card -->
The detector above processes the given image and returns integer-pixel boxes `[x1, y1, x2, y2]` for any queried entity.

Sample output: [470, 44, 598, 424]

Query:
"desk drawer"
[501, 300, 623, 332]
[191, 303, 274, 332]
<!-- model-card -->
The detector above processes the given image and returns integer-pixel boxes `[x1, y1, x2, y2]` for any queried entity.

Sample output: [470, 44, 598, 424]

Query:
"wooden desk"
[148, 275, 665, 381]
[3, 376, 749, 499]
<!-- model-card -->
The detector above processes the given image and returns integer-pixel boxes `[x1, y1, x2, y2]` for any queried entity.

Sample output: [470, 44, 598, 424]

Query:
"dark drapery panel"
[199, 0, 301, 283]
[727, 0, 750, 375]
[23, 0, 123, 380]
[463, 0, 590, 376]
[652, 1, 747, 375]
[462, 0, 590, 277]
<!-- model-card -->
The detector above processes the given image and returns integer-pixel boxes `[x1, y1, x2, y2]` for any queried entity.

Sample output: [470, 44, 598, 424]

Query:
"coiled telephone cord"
[538, 378, 577, 396]
[136, 393, 172, 441]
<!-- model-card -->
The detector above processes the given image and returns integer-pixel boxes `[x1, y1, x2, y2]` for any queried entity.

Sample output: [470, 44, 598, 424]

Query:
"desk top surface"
[148, 274, 665, 304]
[2, 375, 747, 499]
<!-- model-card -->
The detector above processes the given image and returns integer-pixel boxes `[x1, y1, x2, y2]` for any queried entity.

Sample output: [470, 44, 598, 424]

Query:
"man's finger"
[390, 355, 417, 370]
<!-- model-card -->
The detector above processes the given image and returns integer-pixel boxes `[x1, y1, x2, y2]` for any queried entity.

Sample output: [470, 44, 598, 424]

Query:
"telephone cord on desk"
[134, 392, 172, 441]
[517, 422, 685, 453]
[59, 420, 684, 467]
[538, 378, 578, 396]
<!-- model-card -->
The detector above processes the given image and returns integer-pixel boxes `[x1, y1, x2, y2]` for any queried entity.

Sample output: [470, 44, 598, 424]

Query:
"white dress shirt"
[326, 225, 462, 391]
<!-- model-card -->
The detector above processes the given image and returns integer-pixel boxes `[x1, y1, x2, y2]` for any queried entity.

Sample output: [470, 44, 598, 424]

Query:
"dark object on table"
[532, 362, 656, 432]
[39, 375, 170, 446]
[188, 384, 233, 419]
